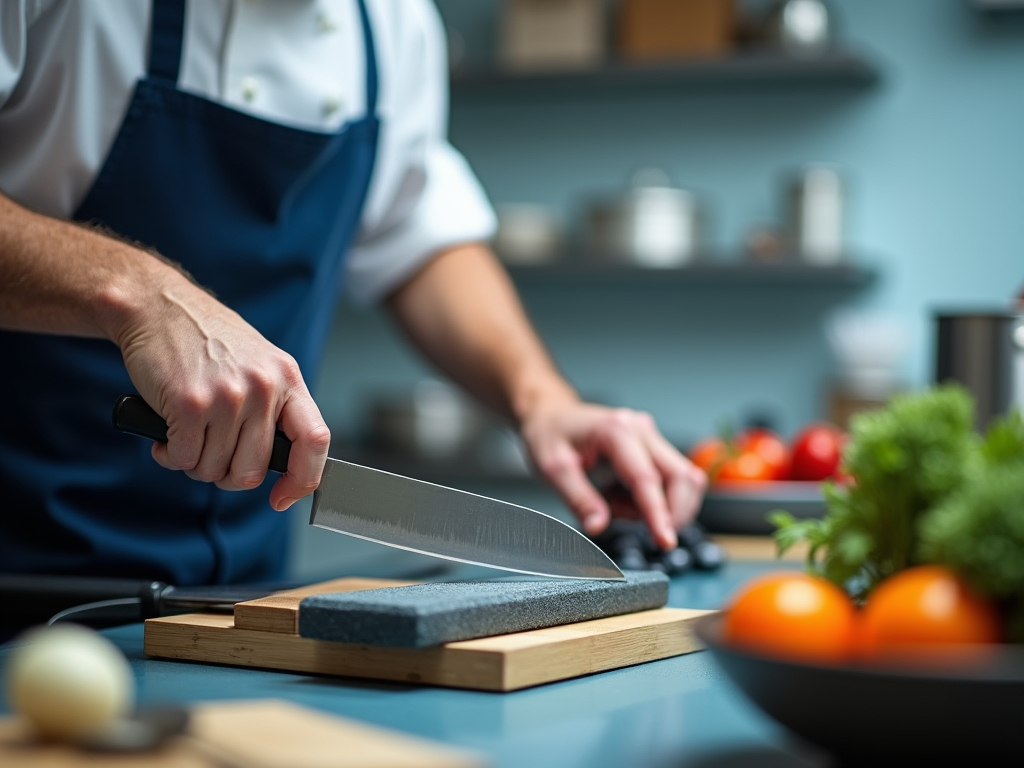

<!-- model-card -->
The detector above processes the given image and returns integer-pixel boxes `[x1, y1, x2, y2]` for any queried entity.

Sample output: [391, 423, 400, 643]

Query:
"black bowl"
[695, 613, 1024, 763]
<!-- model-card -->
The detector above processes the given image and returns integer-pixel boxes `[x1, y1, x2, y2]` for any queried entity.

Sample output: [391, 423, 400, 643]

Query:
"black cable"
[46, 597, 144, 626]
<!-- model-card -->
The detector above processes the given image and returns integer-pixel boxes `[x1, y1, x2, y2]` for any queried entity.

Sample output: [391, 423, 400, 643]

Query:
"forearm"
[0, 191, 327, 507]
[384, 243, 577, 425]
[0, 191, 185, 344]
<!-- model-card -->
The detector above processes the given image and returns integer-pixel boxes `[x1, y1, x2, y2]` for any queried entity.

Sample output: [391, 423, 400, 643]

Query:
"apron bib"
[0, 0, 380, 584]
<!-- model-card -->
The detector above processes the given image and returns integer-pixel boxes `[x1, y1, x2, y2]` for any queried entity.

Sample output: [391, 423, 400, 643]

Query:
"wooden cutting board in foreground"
[144, 577, 713, 691]
[0, 699, 484, 767]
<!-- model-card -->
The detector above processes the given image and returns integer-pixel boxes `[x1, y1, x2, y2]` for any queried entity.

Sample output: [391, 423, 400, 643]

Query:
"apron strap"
[355, 0, 379, 115]
[148, 0, 186, 83]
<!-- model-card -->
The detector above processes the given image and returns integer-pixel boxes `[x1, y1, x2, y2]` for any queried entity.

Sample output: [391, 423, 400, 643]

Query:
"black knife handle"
[0, 574, 166, 626]
[113, 394, 292, 473]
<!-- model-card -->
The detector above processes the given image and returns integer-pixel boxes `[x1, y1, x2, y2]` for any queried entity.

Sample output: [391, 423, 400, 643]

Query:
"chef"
[0, 0, 705, 586]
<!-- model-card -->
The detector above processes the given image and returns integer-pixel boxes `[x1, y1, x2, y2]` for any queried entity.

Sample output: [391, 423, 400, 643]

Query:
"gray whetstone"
[297, 570, 668, 648]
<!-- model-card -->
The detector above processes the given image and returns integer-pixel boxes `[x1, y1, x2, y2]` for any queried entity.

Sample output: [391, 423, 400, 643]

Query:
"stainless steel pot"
[584, 170, 705, 267]
[934, 310, 1024, 431]
[365, 379, 488, 459]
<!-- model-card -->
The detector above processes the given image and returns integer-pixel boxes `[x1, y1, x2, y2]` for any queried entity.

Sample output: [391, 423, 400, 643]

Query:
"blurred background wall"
[290, 0, 1024, 578]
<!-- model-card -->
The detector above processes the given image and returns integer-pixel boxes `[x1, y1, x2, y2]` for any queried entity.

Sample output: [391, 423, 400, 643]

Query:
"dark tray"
[696, 481, 826, 535]
[696, 613, 1024, 762]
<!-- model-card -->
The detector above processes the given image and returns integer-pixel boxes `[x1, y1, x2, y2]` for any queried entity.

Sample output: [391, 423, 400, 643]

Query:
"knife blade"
[113, 394, 624, 581]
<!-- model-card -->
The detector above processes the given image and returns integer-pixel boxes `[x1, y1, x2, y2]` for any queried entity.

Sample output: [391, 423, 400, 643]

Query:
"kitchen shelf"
[503, 259, 878, 289]
[450, 49, 880, 99]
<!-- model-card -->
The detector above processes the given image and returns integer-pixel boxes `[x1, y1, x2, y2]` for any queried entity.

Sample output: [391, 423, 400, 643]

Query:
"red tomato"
[736, 428, 789, 481]
[789, 423, 846, 481]
[722, 571, 857, 664]
[856, 565, 1002, 663]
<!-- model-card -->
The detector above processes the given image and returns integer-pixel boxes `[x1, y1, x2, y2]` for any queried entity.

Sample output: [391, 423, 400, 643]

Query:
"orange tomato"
[856, 565, 1002, 662]
[722, 571, 857, 664]
[735, 428, 790, 481]
[716, 451, 776, 483]
[688, 437, 729, 478]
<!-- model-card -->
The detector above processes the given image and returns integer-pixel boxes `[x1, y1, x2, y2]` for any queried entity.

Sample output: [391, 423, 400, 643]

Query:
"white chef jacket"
[0, 0, 496, 305]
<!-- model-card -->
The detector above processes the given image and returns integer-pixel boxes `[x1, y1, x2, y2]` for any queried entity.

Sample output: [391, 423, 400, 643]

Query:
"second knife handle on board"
[112, 394, 292, 474]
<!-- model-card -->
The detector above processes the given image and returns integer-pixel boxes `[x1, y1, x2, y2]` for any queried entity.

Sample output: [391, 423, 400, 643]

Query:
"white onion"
[5, 624, 135, 740]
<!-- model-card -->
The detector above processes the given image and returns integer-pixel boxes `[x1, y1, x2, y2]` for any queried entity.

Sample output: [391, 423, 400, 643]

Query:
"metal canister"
[934, 310, 1024, 432]
[584, 169, 705, 268]
[788, 165, 844, 265]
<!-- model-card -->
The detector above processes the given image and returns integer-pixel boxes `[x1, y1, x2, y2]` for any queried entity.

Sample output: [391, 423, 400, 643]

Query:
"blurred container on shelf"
[737, 0, 833, 57]
[787, 164, 845, 265]
[583, 169, 707, 268]
[616, 0, 736, 61]
[934, 309, 1024, 433]
[365, 379, 490, 460]
[825, 310, 909, 429]
[494, 203, 563, 265]
[499, 0, 606, 71]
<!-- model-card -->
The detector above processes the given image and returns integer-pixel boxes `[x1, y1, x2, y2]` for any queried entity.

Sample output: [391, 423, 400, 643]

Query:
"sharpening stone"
[297, 570, 668, 648]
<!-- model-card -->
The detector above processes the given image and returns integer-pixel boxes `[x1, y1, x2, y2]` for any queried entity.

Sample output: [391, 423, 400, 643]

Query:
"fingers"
[522, 403, 708, 551]
[592, 409, 707, 551]
[269, 393, 331, 511]
[150, 386, 276, 489]
[533, 443, 611, 537]
[596, 411, 679, 550]
[119, 274, 327, 509]
[644, 428, 708, 531]
[145, 376, 327, 510]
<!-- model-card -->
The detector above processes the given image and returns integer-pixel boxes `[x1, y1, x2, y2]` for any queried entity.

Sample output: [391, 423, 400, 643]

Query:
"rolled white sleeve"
[344, 0, 497, 307]
[345, 142, 497, 306]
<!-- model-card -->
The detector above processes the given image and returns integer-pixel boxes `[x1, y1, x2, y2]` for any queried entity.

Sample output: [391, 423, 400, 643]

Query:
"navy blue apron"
[0, 0, 379, 585]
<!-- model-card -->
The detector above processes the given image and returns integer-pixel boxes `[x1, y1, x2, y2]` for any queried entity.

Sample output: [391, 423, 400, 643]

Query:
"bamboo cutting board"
[144, 578, 711, 691]
[0, 699, 484, 767]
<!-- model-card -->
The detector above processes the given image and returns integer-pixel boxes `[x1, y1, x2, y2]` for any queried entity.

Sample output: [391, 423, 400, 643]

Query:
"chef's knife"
[113, 394, 624, 581]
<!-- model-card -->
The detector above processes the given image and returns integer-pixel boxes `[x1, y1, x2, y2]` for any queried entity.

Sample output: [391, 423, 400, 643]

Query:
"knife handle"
[0, 574, 165, 625]
[113, 394, 291, 473]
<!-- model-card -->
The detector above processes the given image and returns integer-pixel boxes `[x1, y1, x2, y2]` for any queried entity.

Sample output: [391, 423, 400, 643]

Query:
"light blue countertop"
[0, 560, 830, 768]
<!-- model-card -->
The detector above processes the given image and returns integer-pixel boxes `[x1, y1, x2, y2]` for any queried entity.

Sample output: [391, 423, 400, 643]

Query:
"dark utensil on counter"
[79, 705, 191, 753]
[1, 559, 454, 631]
[0, 574, 286, 629]
[587, 460, 725, 573]
[590, 519, 724, 575]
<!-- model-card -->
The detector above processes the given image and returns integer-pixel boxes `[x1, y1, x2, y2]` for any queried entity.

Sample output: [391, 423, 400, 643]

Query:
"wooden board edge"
[498, 608, 714, 690]
[233, 601, 300, 634]
[232, 577, 420, 634]
[145, 615, 510, 692]
[144, 607, 716, 692]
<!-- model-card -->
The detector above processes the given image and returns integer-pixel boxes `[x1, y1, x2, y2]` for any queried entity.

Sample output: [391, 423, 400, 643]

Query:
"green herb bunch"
[771, 384, 1024, 638]
[919, 410, 1024, 640]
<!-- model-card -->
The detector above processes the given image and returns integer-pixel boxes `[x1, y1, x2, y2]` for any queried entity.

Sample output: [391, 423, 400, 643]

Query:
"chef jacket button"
[323, 94, 344, 116]
[317, 13, 339, 33]
[240, 76, 260, 103]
